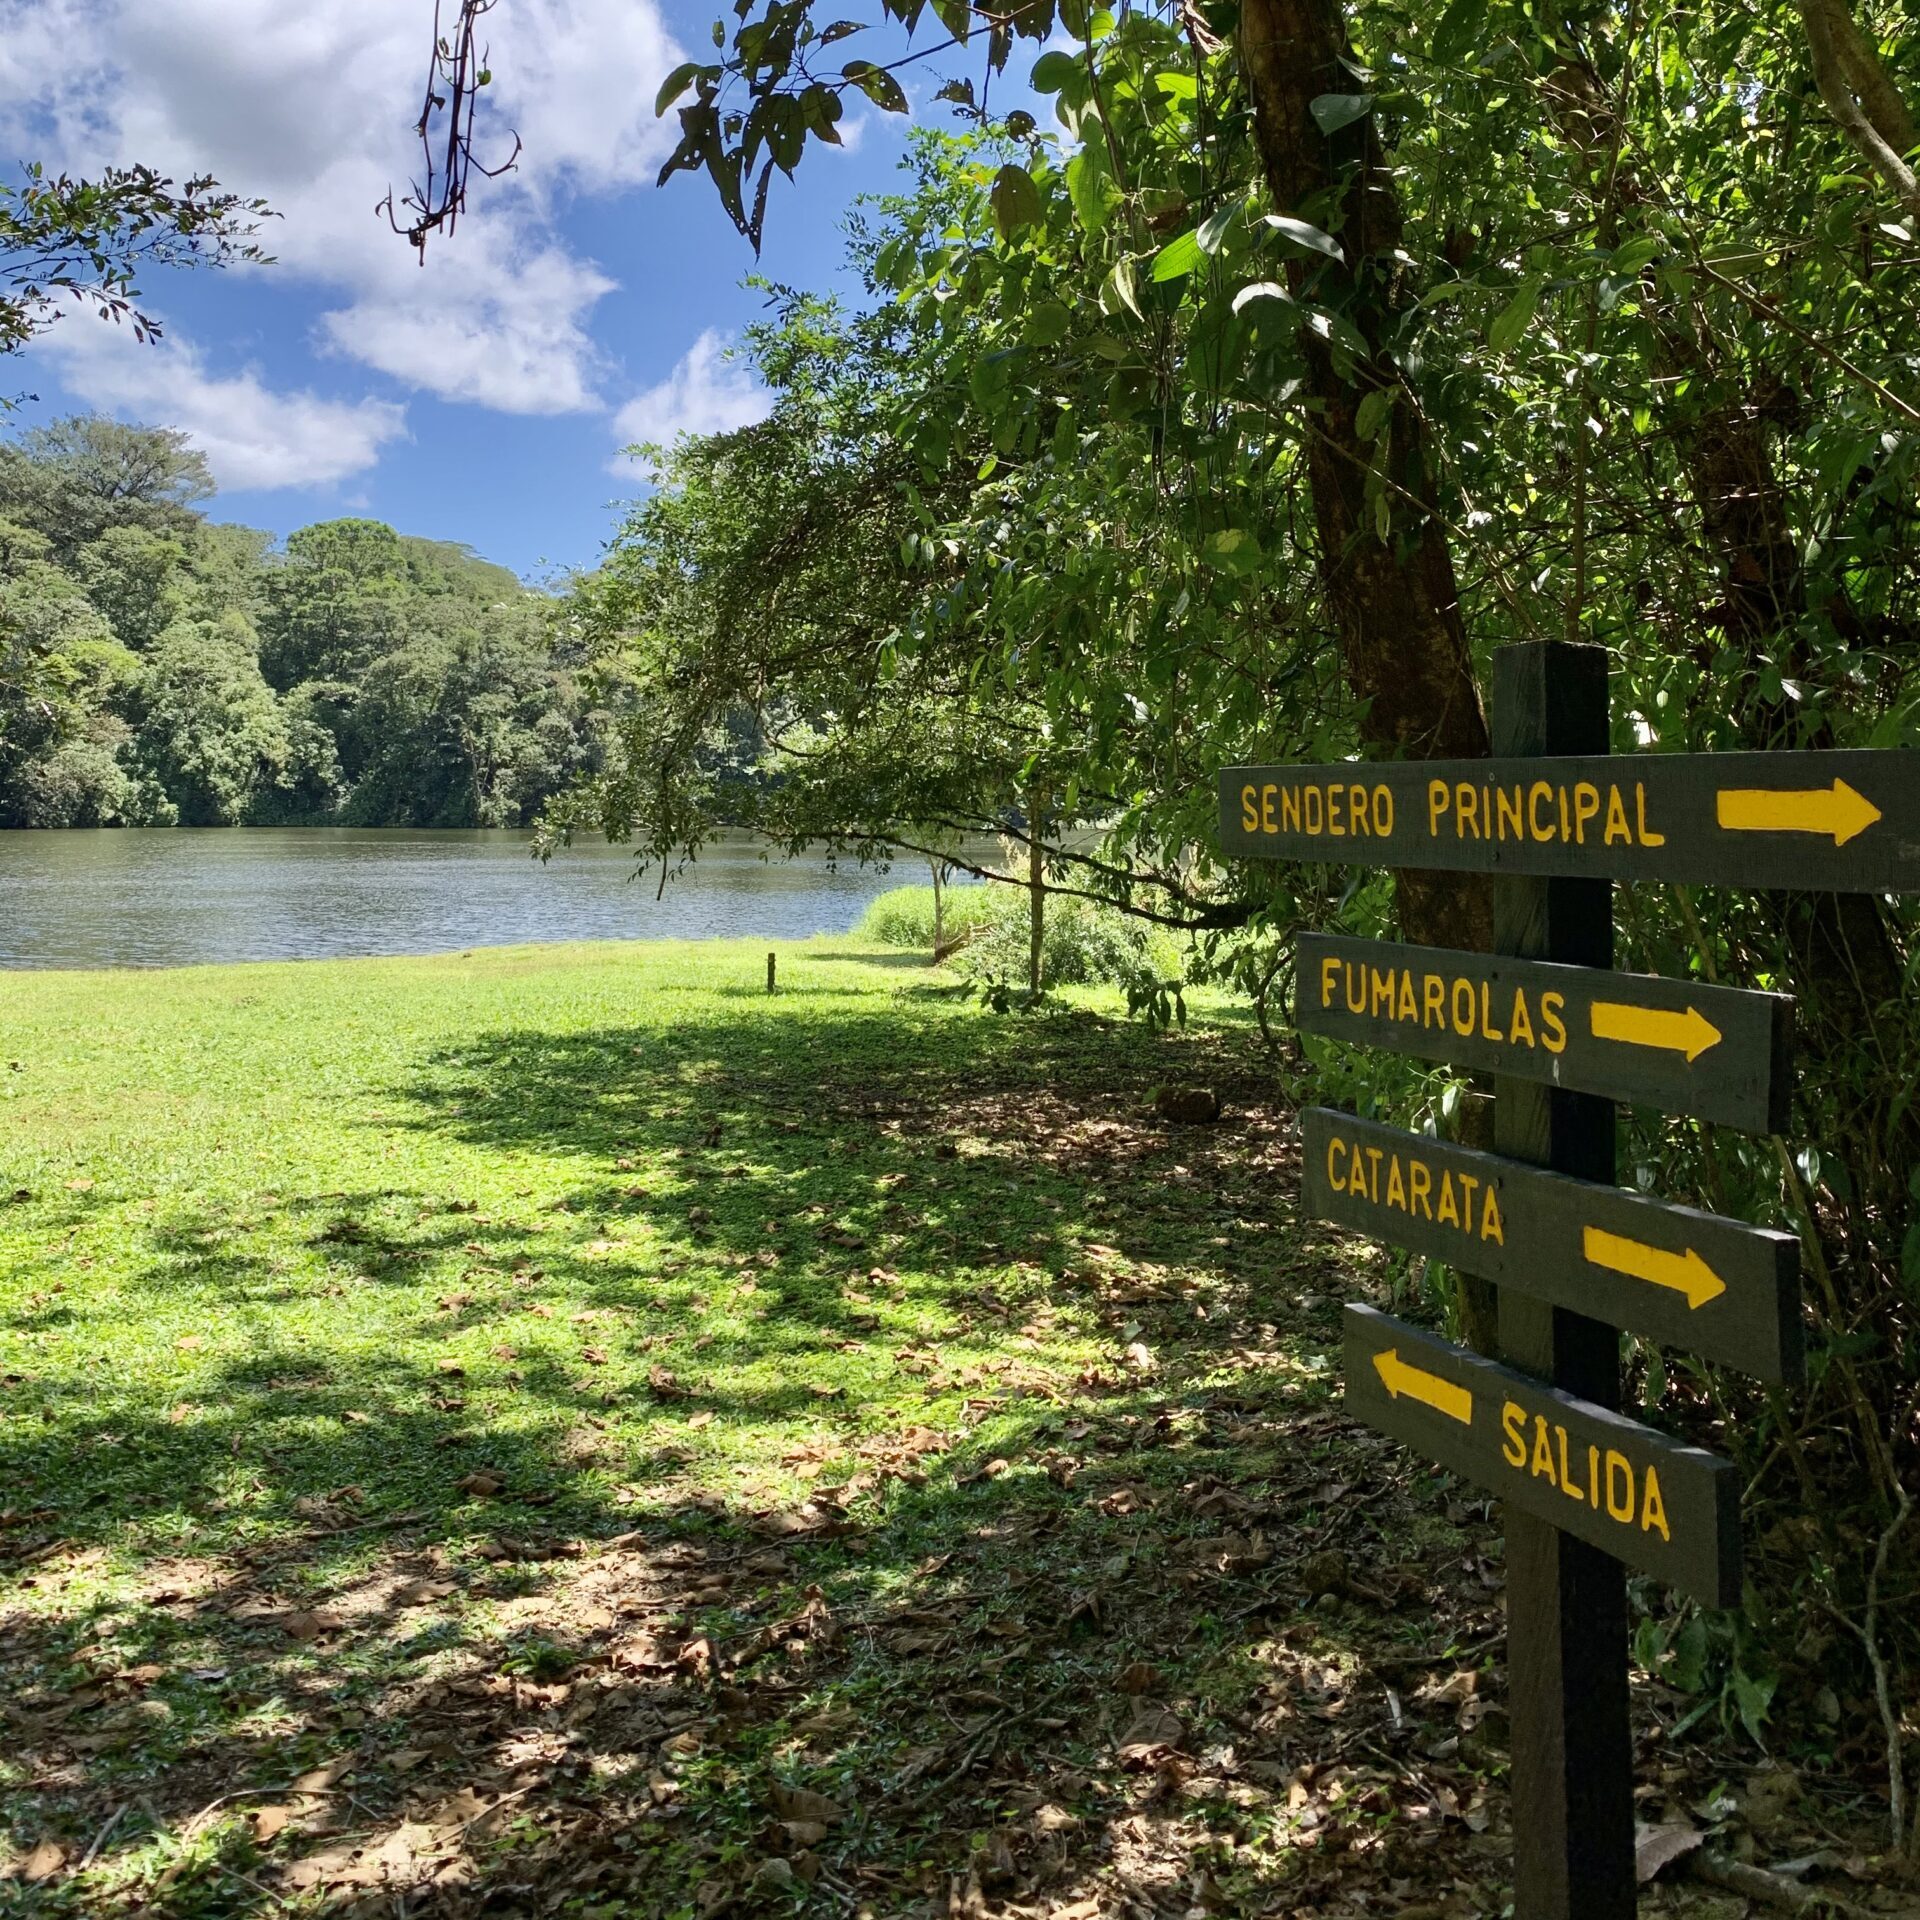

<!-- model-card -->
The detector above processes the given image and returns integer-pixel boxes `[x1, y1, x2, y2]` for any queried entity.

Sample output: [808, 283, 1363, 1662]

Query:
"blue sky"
[0, 0, 983, 582]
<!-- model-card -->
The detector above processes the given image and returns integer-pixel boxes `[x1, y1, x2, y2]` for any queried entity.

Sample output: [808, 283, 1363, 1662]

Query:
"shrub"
[857, 882, 998, 949]
[957, 890, 1181, 990]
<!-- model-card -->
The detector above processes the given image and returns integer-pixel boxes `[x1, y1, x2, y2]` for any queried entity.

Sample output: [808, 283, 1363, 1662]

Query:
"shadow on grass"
[1, 995, 1529, 1918]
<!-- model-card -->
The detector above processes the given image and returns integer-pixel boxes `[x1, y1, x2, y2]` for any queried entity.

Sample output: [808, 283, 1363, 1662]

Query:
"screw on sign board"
[1212, 640, 1862, 1919]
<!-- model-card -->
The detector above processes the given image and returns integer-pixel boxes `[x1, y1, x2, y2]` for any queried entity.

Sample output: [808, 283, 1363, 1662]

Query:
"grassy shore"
[0, 940, 1786, 1916]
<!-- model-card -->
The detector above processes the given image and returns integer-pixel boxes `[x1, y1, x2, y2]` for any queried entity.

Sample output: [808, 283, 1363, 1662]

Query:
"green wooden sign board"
[1297, 931, 1793, 1134]
[1219, 747, 1920, 892]
[1344, 1305, 1742, 1608]
[1302, 1108, 1802, 1384]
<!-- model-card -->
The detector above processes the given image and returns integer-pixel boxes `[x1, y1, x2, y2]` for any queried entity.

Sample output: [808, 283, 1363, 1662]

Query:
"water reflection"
[0, 829, 980, 970]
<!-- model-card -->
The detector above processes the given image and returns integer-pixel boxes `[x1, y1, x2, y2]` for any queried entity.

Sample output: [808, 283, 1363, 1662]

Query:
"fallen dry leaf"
[1116, 1706, 1184, 1763]
[770, 1784, 846, 1826]
[18, 1840, 65, 1881]
[456, 1471, 505, 1498]
[1634, 1820, 1703, 1885]
[253, 1806, 292, 1843]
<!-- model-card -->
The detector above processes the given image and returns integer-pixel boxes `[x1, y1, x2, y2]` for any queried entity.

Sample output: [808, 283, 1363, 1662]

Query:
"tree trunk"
[1237, 0, 1500, 1353]
[1236, 0, 1493, 961]
[930, 857, 945, 961]
[1027, 789, 1046, 996]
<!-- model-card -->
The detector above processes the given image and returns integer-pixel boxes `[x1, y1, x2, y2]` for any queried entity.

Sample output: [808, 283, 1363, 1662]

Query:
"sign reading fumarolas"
[1303, 1110, 1802, 1383]
[1344, 1305, 1741, 1606]
[1298, 933, 1793, 1134]
[1219, 748, 1920, 893]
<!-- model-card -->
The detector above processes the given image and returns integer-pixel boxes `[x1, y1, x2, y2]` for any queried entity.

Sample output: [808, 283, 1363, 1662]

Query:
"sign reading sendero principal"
[1297, 932, 1793, 1134]
[1344, 1306, 1742, 1607]
[1302, 1109, 1802, 1383]
[1219, 748, 1920, 892]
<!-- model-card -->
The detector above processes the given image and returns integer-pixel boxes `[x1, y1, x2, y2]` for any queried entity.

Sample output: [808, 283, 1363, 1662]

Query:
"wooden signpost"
[1213, 640, 1894, 1917]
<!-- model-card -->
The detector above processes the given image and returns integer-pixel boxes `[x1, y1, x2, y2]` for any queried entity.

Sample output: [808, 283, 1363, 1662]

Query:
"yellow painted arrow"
[1371, 1349, 1474, 1425]
[1582, 1226, 1727, 1309]
[1716, 778, 1882, 846]
[1589, 1000, 1722, 1062]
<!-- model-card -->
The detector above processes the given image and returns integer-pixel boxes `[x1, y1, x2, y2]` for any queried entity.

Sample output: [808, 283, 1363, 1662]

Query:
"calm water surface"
[0, 829, 963, 970]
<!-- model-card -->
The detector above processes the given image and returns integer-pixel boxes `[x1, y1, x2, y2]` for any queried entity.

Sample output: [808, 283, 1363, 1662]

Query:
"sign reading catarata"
[1303, 1110, 1802, 1384]
[1219, 748, 1920, 892]
[1345, 1306, 1742, 1607]
[1298, 932, 1793, 1134]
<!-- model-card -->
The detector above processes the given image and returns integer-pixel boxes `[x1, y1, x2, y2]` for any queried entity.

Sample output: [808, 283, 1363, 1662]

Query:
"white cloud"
[0, 0, 685, 417]
[610, 330, 771, 472]
[37, 320, 407, 492]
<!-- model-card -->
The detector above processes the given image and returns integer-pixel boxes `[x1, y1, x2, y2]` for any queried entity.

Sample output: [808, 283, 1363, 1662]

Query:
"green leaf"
[989, 163, 1043, 241]
[1103, 255, 1144, 321]
[1309, 93, 1374, 135]
[1608, 235, 1661, 275]
[1430, 0, 1487, 63]
[1196, 202, 1237, 255]
[842, 60, 909, 113]
[1151, 228, 1203, 282]
[655, 62, 704, 117]
[817, 19, 866, 42]
[1066, 144, 1119, 234]
[1023, 300, 1072, 346]
[1031, 49, 1079, 92]
[1154, 71, 1197, 100]
[1231, 279, 1293, 314]
[1203, 527, 1263, 574]
[1487, 276, 1540, 354]
[1262, 214, 1344, 262]
[1355, 387, 1393, 440]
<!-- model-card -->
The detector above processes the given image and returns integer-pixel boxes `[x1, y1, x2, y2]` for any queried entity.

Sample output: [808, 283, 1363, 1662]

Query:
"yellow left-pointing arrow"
[1717, 778, 1881, 846]
[1589, 1000, 1722, 1061]
[1372, 1349, 1474, 1425]
[1582, 1226, 1727, 1308]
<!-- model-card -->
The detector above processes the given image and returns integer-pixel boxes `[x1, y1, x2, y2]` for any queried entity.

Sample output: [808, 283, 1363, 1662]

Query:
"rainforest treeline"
[0, 416, 622, 830]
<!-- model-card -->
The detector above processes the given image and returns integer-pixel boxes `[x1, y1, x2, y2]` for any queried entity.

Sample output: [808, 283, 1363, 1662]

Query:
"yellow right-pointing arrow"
[1717, 778, 1882, 846]
[1589, 1000, 1723, 1061]
[1582, 1226, 1727, 1309]
[1372, 1348, 1474, 1425]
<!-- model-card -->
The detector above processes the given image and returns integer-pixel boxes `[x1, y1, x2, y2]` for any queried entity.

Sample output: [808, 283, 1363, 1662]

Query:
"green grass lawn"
[0, 940, 1788, 1918]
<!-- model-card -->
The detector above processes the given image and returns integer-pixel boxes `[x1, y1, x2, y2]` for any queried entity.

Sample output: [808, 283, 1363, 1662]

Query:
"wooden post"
[1490, 641, 1634, 1919]
[767, 951, 777, 995]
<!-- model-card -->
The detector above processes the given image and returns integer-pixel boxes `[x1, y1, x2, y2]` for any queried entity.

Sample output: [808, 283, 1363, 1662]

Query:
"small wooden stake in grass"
[767, 951, 777, 994]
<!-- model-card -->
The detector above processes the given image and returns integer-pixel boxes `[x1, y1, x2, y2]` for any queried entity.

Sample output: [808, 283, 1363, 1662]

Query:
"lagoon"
[0, 828, 959, 970]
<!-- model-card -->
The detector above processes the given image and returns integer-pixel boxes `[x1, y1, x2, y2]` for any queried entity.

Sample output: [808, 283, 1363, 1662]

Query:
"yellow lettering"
[1387, 1155, 1407, 1211]
[1531, 1415, 1557, 1485]
[1605, 1451, 1634, 1522]
[1349, 783, 1370, 835]
[1371, 967, 1397, 1018]
[1458, 1172, 1480, 1230]
[1260, 784, 1278, 833]
[1480, 980, 1504, 1043]
[1410, 1162, 1433, 1219]
[1327, 1136, 1346, 1195]
[1456, 781, 1482, 839]
[1303, 785, 1323, 834]
[1428, 779, 1450, 836]
[1587, 1445, 1601, 1507]
[1423, 973, 1446, 1029]
[1482, 1185, 1504, 1245]
[1364, 1145, 1384, 1201]
[1508, 988, 1535, 1049]
[1636, 782, 1666, 847]
[1451, 977, 1476, 1037]
[1496, 784, 1523, 842]
[1573, 781, 1601, 845]
[1557, 1427, 1584, 1503]
[1344, 961, 1367, 1015]
[1541, 993, 1568, 1054]
[1604, 784, 1631, 846]
[1502, 1402, 1526, 1467]
[1397, 972, 1418, 1022]
[1641, 1466, 1671, 1540]
[1529, 780, 1556, 842]
[1320, 954, 1339, 1010]
[1241, 784, 1258, 832]
[1327, 785, 1346, 836]
[1437, 1174, 1460, 1229]
[1558, 786, 1571, 840]
[1281, 785, 1301, 833]
[1374, 784, 1394, 836]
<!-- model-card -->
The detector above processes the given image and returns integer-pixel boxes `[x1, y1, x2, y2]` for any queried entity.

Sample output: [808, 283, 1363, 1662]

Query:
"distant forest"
[0, 416, 628, 829]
